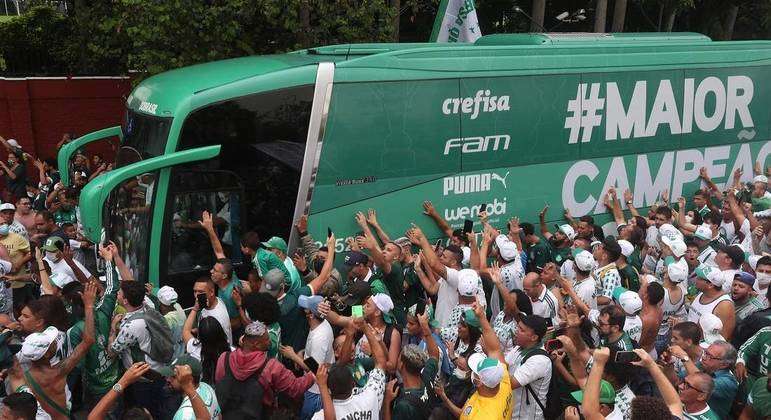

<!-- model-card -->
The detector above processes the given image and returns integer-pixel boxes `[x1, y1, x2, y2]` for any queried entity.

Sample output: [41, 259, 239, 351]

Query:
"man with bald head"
[678, 372, 720, 419]
[522, 273, 559, 327]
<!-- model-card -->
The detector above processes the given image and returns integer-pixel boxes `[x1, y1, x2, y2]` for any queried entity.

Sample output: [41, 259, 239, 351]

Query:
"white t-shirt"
[506, 346, 552, 420]
[110, 308, 166, 370]
[311, 368, 386, 420]
[571, 277, 597, 310]
[531, 286, 560, 327]
[185, 339, 234, 362]
[305, 320, 335, 394]
[719, 268, 739, 293]
[173, 382, 221, 420]
[201, 298, 233, 346]
[434, 267, 486, 328]
[721, 218, 751, 249]
[624, 315, 643, 343]
[44, 255, 92, 281]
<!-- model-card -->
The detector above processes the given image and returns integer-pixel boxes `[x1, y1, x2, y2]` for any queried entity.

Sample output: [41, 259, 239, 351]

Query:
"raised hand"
[120, 362, 151, 386]
[422, 201, 438, 216]
[539, 204, 549, 218]
[366, 209, 378, 226]
[199, 210, 214, 231]
[385, 379, 399, 404]
[294, 215, 308, 233]
[291, 252, 307, 272]
[624, 188, 634, 203]
[354, 212, 368, 228]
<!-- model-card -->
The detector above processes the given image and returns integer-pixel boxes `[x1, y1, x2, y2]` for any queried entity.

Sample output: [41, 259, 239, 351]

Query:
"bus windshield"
[118, 110, 172, 167]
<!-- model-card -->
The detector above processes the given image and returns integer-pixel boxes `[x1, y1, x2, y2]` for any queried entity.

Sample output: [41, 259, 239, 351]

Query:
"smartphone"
[196, 293, 207, 309]
[351, 305, 363, 318]
[479, 203, 487, 213]
[303, 357, 319, 374]
[463, 219, 473, 234]
[614, 351, 641, 364]
[327, 227, 332, 238]
[416, 299, 426, 316]
[545, 339, 563, 352]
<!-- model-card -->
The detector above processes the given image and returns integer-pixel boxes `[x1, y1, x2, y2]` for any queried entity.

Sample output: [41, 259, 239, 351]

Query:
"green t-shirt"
[392, 357, 439, 420]
[268, 322, 281, 358]
[375, 262, 406, 325]
[618, 264, 640, 292]
[217, 277, 241, 319]
[748, 375, 771, 419]
[370, 278, 389, 296]
[526, 240, 552, 272]
[544, 240, 571, 266]
[601, 332, 636, 351]
[628, 247, 643, 272]
[284, 257, 302, 293]
[253, 248, 291, 282]
[68, 266, 121, 394]
[403, 264, 424, 310]
[278, 285, 312, 350]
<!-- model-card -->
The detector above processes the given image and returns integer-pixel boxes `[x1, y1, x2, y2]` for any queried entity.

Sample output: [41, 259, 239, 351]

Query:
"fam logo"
[443, 171, 510, 196]
[564, 76, 755, 144]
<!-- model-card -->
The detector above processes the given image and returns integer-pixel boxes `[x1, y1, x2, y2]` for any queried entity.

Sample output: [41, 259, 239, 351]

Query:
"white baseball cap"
[699, 313, 725, 349]
[468, 352, 505, 388]
[662, 236, 687, 258]
[612, 287, 642, 315]
[6, 139, 20, 149]
[665, 256, 688, 283]
[617, 240, 634, 258]
[659, 224, 682, 241]
[748, 254, 762, 271]
[0, 203, 15, 212]
[572, 249, 596, 272]
[495, 234, 518, 262]
[555, 224, 577, 241]
[457, 269, 479, 297]
[20, 326, 58, 362]
[754, 175, 769, 184]
[157, 286, 178, 306]
[694, 224, 713, 241]
[695, 265, 723, 287]
[371, 293, 394, 314]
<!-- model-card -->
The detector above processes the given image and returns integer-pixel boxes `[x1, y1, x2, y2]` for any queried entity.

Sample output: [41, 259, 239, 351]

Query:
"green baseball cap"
[262, 236, 288, 254]
[157, 354, 202, 378]
[41, 236, 65, 252]
[462, 309, 481, 331]
[571, 379, 617, 404]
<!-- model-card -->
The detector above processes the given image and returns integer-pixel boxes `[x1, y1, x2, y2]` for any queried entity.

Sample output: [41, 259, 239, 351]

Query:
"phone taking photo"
[479, 203, 487, 213]
[303, 357, 319, 374]
[463, 219, 473, 234]
[196, 293, 207, 309]
[351, 305, 364, 318]
[327, 227, 333, 238]
[614, 351, 641, 364]
[545, 339, 563, 352]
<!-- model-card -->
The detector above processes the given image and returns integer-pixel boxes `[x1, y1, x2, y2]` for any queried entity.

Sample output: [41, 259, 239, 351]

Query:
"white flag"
[429, 0, 481, 43]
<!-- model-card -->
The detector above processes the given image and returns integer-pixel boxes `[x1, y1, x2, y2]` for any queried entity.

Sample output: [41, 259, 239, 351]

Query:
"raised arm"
[88, 363, 151, 420]
[623, 189, 641, 218]
[727, 188, 747, 228]
[366, 209, 391, 245]
[413, 253, 439, 296]
[539, 205, 553, 239]
[422, 201, 454, 238]
[467, 232, 480, 270]
[490, 263, 519, 316]
[633, 349, 683, 417]
[359, 319, 387, 370]
[61, 281, 96, 375]
[473, 302, 504, 364]
[307, 234, 337, 292]
[610, 189, 626, 225]
[407, 224, 447, 280]
[109, 242, 134, 281]
[34, 248, 56, 295]
[316, 364, 337, 420]
[582, 347, 610, 420]
[182, 303, 198, 345]
[356, 212, 391, 275]
[63, 248, 93, 284]
[418, 309, 440, 360]
[200, 211, 225, 260]
[507, 217, 523, 254]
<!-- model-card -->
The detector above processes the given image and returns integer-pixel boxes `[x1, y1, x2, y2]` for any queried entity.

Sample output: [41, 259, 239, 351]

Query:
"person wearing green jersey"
[64, 244, 121, 416]
[736, 326, 771, 391]
[678, 372, 720, 420]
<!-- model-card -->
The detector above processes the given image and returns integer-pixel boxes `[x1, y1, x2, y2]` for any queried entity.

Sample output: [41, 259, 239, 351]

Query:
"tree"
[595, 0, 608, 32]
[612, 0, 628, 31]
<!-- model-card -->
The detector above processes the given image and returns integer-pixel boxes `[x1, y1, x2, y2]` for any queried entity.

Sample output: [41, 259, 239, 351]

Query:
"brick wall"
[0, 77, 132, 161]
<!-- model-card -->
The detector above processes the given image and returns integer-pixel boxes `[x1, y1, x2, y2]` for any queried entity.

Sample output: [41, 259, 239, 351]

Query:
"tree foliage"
[1, 0, 770, 77]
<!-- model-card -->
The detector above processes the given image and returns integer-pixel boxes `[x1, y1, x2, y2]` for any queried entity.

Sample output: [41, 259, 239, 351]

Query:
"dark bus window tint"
[177, 85, 314, 240]
[119, 111, 171, 167]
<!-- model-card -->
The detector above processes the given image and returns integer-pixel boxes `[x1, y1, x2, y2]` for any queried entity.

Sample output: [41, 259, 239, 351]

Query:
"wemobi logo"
[565, 76, 755, 144]
[445, 198, 507, 221]
[443, 172, 509, 195]
[442, 90, 511, 119]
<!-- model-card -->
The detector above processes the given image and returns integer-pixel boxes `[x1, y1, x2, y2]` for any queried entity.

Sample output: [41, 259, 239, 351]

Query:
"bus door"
[160, 169, 245, 303]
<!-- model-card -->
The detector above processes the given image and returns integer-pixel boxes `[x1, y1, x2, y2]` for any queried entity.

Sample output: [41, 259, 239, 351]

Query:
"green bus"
[59, 32, 771, 303]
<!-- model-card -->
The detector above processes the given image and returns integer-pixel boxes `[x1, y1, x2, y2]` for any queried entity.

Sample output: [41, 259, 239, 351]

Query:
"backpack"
[215, 352, 267, 419]
[521, 348, 562, 420]
[126, 306, 174, 364]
